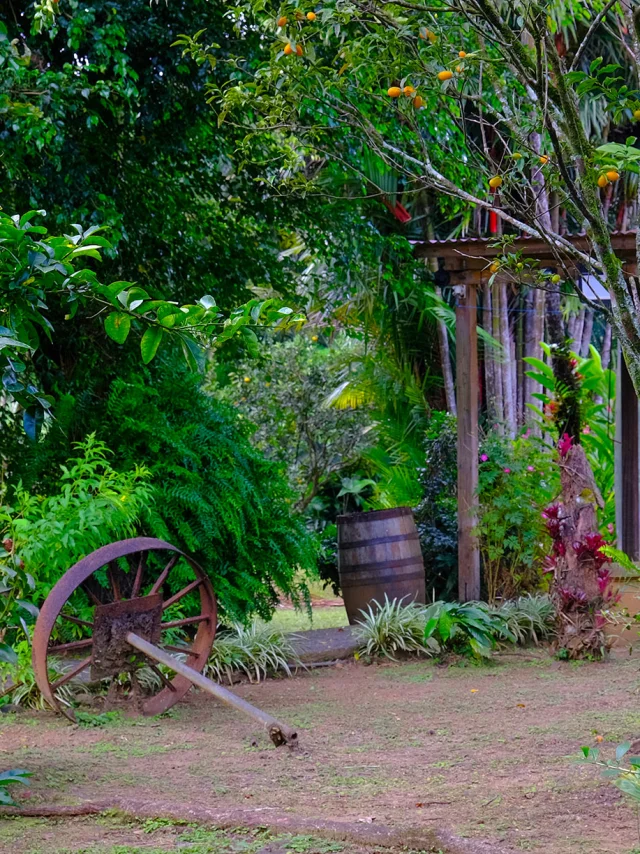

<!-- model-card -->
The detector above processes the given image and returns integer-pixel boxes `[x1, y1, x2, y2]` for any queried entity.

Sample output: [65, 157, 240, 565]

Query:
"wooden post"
[456, 280, 481, 601]
[616, 349, 640, 558]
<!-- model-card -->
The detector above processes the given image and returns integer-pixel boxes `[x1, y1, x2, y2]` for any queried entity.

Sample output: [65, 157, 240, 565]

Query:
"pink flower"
[582, 425, 591, 434]
[607, 523, 615, 534]
[503, 467, 511, 474]
[522, 429, 531, 439]
[558, 433, 573, 457]
[480, 454, 488, 462]
[527, 465, 535, 472]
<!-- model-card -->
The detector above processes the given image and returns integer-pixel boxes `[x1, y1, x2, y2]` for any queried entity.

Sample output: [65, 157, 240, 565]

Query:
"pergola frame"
[414, 233, 638, 601]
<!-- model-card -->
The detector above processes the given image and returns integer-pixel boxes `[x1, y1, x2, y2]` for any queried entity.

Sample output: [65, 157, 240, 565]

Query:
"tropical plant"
[0, 641, 78, 711]
[0, 769, 31, 807]
[204, 621, 300, 684]
[477, 431, 558, 603]
[492, 594, 556, 646]
[524, 344, 616, 530]
[424, 600, 515, 659]
[354, 597, 436, 660]
[582, 742, 640, 804]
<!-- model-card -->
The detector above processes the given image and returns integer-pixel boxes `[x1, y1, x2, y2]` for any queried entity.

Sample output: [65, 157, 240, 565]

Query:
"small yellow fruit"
[306, 11, 316, 20]
[539, 155, 549, 165]
[551, 274, 561, 283]
[296, 43, 303, 55]
[311, 334, 318, 342]
[277, 15, 288, 26]
[403, 85, 415, 96]
[489, 262, 500, 274]
[606, 170, 620, 182]
[413, 95, 425, 109]
[244, 376, 251, 383]
[458, 50, 467, 58]
[512, 152, 522, 159]
[634, 109, 640, 120]
[437, 69, 453, 81]
[419, 27, 437, 43]
[595, 735, 604, 743]
[597, 174, 609, 188]
[284, 43, 293, 55]
[387, 86, 402, 97]
[489, 175, 503, 189]
[456, 64, 464, 73]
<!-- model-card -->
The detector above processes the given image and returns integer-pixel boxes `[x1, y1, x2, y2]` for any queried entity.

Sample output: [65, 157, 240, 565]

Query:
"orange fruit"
[437, 69, 453, 81]
[306, 11, 316, 20]
[459, 50, 467, 58]
[387, 86, 402, 97]
[456, 64, 464, 73]
[311, 334, 318, 341]
[597, 174, 609, 188]
[403, 85, 415, 96]
[539, 155, 549, 165]
[277, 15, 288, 26]
[489, 262, 500, 274]
[595, 735, 604, 743]
[606, 170, 620, 182]
[296, 43, 303, 55]
[413, 95, 425, 108]
[283, 43, 293, 54]
[419, 27, 437, 43]
[489, 175, 503, 189]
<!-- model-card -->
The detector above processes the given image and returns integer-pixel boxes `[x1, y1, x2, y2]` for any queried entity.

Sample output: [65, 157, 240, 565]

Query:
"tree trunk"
[491, 282, 504, 430]
[483, 282, 498, 423]
[498, 278, 516, 437]
[580, 310, 594, 358]
[601, 323, 612, 370]
[573, 308, 585, 353]
[436, 286, 456, 415]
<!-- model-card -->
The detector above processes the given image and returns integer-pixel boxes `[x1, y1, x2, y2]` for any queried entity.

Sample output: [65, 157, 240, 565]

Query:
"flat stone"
[289, 626, 359, 664]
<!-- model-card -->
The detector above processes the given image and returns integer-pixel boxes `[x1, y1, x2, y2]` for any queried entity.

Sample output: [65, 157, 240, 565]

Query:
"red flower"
[558, 433, 573, 457]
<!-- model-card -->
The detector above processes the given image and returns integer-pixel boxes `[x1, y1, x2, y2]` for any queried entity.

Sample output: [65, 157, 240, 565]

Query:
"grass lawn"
[265, 605, 349, 632]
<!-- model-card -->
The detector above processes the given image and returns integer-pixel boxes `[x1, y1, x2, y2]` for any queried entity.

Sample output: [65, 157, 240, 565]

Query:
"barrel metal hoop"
[340, 569, 426, 589]
[338, 532, 419, 550]
[339, 555, 424, 574]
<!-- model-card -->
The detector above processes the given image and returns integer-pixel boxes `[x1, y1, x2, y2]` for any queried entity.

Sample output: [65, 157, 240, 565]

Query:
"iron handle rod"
[125, 631, 298, 747]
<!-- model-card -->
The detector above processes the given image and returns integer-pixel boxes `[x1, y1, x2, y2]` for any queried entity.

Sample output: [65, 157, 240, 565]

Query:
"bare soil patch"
[2, 651, 640, 853]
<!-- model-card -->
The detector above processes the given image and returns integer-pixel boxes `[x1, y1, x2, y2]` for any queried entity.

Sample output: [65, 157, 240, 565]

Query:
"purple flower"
[503, 467, 511, 474]
[527, 465, 535, 472]
[480, 454, 488, 462]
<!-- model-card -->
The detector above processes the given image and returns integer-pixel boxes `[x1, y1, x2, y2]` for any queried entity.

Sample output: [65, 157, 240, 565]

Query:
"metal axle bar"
[126, 632, 298, 748]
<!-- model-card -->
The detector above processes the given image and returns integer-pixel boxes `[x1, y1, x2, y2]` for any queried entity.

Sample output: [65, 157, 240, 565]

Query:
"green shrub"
[204, 621, 300, 684]
[103, 366, 317, 621]
[0, 769, 31, 807]
[354, 597, 436, 660]
[355, 596, 555, 660]
[0, 642, 79, 711]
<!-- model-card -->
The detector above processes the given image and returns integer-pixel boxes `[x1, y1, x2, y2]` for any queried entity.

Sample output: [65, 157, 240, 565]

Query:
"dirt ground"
[3, 651, 640, 854]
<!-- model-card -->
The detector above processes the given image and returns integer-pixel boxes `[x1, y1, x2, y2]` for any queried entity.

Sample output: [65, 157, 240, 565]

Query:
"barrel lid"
[337, 506, 414, 523]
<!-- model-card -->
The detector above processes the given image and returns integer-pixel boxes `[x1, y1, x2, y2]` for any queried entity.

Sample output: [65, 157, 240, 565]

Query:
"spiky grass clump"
[354, 597, 437, 660]
[204, 621, 301, 685]
[493, 594, 555, 645]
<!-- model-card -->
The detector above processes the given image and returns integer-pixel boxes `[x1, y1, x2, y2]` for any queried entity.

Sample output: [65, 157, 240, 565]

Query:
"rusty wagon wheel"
[32, 537, 217, 721]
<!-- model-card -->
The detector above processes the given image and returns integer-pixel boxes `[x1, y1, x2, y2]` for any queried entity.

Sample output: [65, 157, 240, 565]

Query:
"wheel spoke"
[81, 582, 103, 607]
[48, 638, 93, 654]
[163, 644, 197, 656]
[59, 613, 94, 630]
[148, 663, 177, 692]
[107, 561, 122, 601]
[161, 614, 210, 630]
[162, 577, 204, 611]
[149, 555, 179, 595]
[50, 655, 92, 690]
[131, 551, 146, 598]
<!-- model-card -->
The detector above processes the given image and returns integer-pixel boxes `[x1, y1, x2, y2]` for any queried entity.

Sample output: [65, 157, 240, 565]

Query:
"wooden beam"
[619, 352, 640, 559]
[456, 281, 481, 601]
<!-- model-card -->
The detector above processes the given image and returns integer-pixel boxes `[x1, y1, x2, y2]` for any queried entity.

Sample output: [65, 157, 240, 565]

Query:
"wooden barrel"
[337, 507, 425, 625]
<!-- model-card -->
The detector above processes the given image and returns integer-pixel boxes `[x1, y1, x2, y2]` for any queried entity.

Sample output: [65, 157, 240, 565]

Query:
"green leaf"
[104, 312, 131, 345]
[0, 643, 17, 665]
[140, 326, 163, 364]
[617, 741, 632, 762]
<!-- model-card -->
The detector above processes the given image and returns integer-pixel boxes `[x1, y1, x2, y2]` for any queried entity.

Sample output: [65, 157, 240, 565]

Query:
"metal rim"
[32, 537, 217, 720]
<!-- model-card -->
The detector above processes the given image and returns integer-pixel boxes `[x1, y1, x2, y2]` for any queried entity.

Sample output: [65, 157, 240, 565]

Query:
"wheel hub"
[91, 594, 162, 680]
